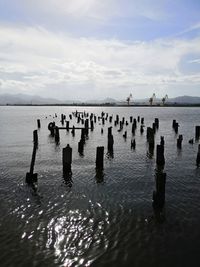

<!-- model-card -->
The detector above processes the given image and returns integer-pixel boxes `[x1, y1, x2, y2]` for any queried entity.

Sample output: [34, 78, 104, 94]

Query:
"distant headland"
[1, 93, 200, 107]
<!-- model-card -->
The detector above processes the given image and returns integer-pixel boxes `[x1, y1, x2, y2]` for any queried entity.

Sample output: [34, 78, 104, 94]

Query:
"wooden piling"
[177, 135, 183, 149]
[66, 121, 69, 132]
[195, 126, 200, 139]
[196, 144, 200, 166]
[96, 146, 104, 170]
[131, 139, 136, 149]
[63, 144, 72, 174]
[55, 126, 60, 143]
[37, 119, 41, 128]
[33, 130, 38, 146]
[156, 145, 165, 166]
[91, 120, 94, 131]
[26, 130, 38, 183]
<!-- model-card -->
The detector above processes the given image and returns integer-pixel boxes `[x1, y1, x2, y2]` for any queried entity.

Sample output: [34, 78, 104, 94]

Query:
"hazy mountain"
[85, 97, 117, 104]
[167, 95, 200, 104]
[1, 93, 200, 105]
[0, 93, 79, 105]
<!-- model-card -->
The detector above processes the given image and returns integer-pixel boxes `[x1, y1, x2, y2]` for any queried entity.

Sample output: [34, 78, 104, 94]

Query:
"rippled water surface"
[1, 106, 200, 267]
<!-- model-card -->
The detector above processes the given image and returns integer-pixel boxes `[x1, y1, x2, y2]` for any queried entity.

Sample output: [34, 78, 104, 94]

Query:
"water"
[1, 106, 200, 267]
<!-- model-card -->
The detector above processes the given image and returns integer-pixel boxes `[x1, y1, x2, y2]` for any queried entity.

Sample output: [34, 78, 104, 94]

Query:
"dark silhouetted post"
[37, 119, 41, 128]
[63, 144, 72, 174]
[156, 145, 165, 166]
[195, 126, 200, 140]
[131, 139, 136, 149]
[33, 130, 38, 146]
[96, 146, 104, 170]
[55, 126, 60, 143]
[196, 144, 200, 166]
[91, 120, 94, 131]
[26, 130, 38, 183]
[177, 135, 183, 149]
[66, 121, 69, 132]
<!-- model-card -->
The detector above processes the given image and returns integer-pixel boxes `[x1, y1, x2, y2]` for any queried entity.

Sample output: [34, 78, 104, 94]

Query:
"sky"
[0, 0, 200, 101]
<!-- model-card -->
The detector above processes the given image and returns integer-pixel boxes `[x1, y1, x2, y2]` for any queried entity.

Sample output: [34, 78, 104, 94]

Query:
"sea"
[0, 106, 200, 267]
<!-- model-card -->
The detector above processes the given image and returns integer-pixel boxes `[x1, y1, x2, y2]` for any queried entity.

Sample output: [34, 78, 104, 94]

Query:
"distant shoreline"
[1, 103, 200, 107]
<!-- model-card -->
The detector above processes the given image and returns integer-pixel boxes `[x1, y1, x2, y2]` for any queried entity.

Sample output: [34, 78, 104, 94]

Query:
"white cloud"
[0, 25, 200, 99]
[19, 0, 166, 22]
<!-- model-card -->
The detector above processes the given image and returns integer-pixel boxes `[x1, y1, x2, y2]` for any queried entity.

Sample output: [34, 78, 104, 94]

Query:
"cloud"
[0, 25, 200, 99]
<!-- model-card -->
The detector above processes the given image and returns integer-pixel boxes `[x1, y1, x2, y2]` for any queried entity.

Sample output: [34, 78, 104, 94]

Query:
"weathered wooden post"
[78, 139, 84, 154]
[108, 127, 112, 137]
[61, 114, 65, 125]
[116, 115, 119, 124]
[137, 116, 140, 122]
[131, 139, 136, 149]
[96, 146, 104, 170]
[123, 131, 127, 139]
[195, 126, 200, 140]
[107, 127, 114, 151]
[108, 134, 114, 151]
[156, 145, 165, 166]
[109, 116, 112, 123]
[26, 130, 38, 183]
[37, 119, 41, 128]
[140, 125, 144, 134]
[55, 126, 60, 143]
[94, 116, 97, 123]
[147, 127, 155, 150]
[91, 120, 94, 131]
[172, 119, 176, 128]
[101, 128, 103, 134]
[177, 135, 183, 149]
[66, 121, 69, 132]
[48, 122, 55, 136]
[33, 130, 38, 146]
[155, 118, 159, 129]
[102, 117, 105, 125]
[141, 117, 144, 124]
[132, 123, 136, 135]
[130, 116, 133, 123]
[174, 122, 179, 133]
[69, 114, 72, 120]
[196, 144, 200, 166]
[133, 118, 137, 128]
[63, 144, 72, 174]
[81, 128, 86, 144]
[71, 126, 75, 137]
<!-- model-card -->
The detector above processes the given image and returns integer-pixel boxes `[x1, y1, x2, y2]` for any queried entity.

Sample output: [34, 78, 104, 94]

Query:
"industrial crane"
[149, 93, 156, 106]
[126, 94, 132, 105]
[162, 94, 168, 105]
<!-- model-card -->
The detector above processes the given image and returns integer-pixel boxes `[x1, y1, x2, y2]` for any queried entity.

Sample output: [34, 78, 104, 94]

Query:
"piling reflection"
[152, 166, 166, 223]
[63, 172, 73, 187]
[95, 169, 104, 183]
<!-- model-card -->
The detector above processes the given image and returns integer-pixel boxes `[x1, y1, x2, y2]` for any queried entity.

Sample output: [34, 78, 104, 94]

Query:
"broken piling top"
[96, 146, 104, 170]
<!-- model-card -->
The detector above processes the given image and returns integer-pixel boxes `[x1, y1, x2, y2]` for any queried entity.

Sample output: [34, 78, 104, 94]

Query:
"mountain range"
[1, 93, 200, 105]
